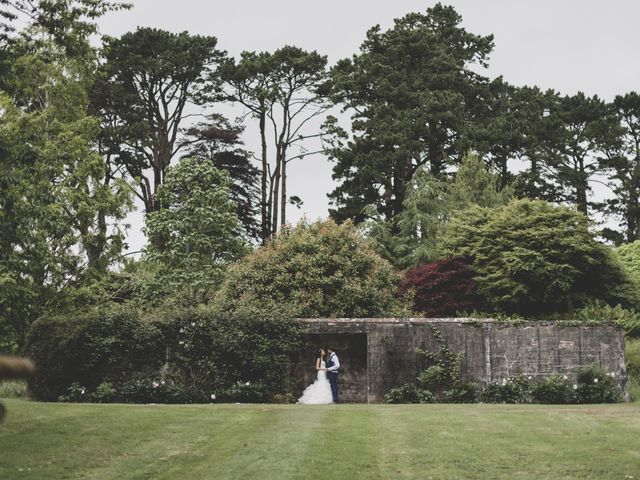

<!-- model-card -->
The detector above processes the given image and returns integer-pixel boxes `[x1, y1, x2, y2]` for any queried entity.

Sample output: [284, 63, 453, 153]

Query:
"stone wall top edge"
[295, 318, 621, 328]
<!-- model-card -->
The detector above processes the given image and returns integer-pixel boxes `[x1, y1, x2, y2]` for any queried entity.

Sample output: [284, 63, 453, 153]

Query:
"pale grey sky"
[97, 1, 640, 253]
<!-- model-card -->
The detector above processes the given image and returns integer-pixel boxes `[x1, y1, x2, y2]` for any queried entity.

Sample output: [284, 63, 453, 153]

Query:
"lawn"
[1, 399, 639, 479]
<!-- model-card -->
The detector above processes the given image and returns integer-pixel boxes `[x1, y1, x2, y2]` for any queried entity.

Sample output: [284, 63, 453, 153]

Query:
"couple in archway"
[298, 347, 340, 404]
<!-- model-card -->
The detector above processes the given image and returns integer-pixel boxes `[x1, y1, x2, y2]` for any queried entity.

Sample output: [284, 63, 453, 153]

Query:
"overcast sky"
[96, 1, 640, 253]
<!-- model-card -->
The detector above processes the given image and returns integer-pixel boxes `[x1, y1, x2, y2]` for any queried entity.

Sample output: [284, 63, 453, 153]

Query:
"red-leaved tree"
[400, 258, 483, 317]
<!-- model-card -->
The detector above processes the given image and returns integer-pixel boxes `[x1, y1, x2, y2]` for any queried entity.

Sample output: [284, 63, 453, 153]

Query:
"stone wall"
[294, 318, 628, 403]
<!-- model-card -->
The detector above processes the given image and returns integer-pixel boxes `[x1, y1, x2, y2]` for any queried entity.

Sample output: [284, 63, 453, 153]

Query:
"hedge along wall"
[296, 319, 628, 403]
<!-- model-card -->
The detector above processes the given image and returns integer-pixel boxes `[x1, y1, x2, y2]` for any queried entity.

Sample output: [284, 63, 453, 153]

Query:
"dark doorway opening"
[293, 333, 368, 403]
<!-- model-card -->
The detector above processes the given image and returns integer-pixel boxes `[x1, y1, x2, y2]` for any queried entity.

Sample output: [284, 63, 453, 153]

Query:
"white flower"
[563, 375, 568, 380]
[594, 378, 599, 384]
[245, 381, 250, 386]
[191, 322, 196, 327]
[161, 381, 165, 385]
[210, 394, 216, 400]
[528, 376, 532, 380]
[501, 378, 507, 385]
[611, 372, 616, 378]
[80, 388, 85, 395]
[179, 328, 185, 333]
[573, 384, 578, 390]
[179, 340, 185, 345]
[152, 382, 159, 389]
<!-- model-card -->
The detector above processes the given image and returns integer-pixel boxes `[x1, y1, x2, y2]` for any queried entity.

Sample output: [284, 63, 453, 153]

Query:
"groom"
[325, 346, 340, 403]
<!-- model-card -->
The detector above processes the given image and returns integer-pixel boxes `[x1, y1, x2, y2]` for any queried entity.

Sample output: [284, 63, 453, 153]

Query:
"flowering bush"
[480, 377, 530, 404]
[530, 375, 574, 404]
[58, 383, 89, 402]
[574, 365, 621, 403]
[217, 381, 268, 403]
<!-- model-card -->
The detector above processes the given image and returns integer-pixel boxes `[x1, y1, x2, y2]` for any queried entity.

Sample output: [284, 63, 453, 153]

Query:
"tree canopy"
[439, 199, 638, 316]
[214, 220, 410, 318]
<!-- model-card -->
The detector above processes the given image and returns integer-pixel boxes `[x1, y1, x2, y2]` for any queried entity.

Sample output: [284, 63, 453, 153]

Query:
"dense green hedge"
[25, 308, 165, 401]
[25, 307, 302, 403]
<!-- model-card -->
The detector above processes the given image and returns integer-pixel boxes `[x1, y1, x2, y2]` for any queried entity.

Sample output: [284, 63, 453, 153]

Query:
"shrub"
[0, 380, 28, 399]
[169, 307, 303, 402]
[58, 383, 90, 403]
[25, 306, 302, 403]
[439, 199, 638, 316]
[530, 375, 574, 404]
[400, 258, 483, 317]
[626, 339, 640, 384]
[215, 220, 410, 318]
[217, 381, 268, 403]
[117, 374, 205, 404]
[574, 365, 621, 403]
[26, 307, 165, 401]
[481, 377, 530, 404]
[92, 382, 117, 403]
[616, 241, 640, 290]
[443, 381, 477, 403]
[384, 384, 434, 404]
[572, 302, 640, 338]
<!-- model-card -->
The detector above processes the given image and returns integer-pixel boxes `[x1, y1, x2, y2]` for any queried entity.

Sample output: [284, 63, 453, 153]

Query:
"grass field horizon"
[1, 399, 640, 479]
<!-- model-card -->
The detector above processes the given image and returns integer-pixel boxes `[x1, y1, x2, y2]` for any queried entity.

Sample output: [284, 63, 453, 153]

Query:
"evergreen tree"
[326, 4, 494, 223]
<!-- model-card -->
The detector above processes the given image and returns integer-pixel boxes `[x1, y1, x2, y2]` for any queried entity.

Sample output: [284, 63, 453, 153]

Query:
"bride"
[298, 348, 333, 404]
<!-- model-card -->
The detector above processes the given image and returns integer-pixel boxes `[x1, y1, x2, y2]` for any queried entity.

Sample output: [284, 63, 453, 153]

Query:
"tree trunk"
[280, 157, 287, 228]
[259, 111, 269, 243]
[271, 150, 281, 235]
[576, 159, 588, 214]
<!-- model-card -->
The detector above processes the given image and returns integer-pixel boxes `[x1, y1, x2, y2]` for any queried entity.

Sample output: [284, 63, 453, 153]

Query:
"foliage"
[181, 114, 261, 240]
[144, 157, 249, 303]
[627, 339, 640, 402]
[384, 384, 434, 404]
[439, 199, 638, 316]
[386, 324, 470, 403]
[25, 307, 165, 401]
[574, 365, 621, 403]
[480, 377, 530, 404]
[0, 0, 129, 54]
[627, 339, 640, 382]
[529, 375, 574, 404]
[481, 367, 622, 405]
[24, 306, 302, 403]
[598, 93, 640, 243]
[615, 240, 640, 287]
[570, 302, 640, 338]
[0, 40, 132, 346]
[529, 92, 618, 215]
[221, 46, 329, 240]
[91, 27, 224, 212]
[168, 307, 303, 402]
[400, 258, 483, 317]
[326, 4, 495, 224]
[215, 220, 410, 318]
[442, 381, 477, 403]
[366, 152, 512, 268]
[0, 380, 27, 399]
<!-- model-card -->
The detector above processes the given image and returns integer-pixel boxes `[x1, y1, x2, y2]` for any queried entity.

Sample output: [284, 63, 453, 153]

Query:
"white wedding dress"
[297, 360, 334, 404]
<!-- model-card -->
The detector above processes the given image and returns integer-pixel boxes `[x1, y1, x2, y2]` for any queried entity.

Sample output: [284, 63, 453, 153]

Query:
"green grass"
[1, 400, 640, 479]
